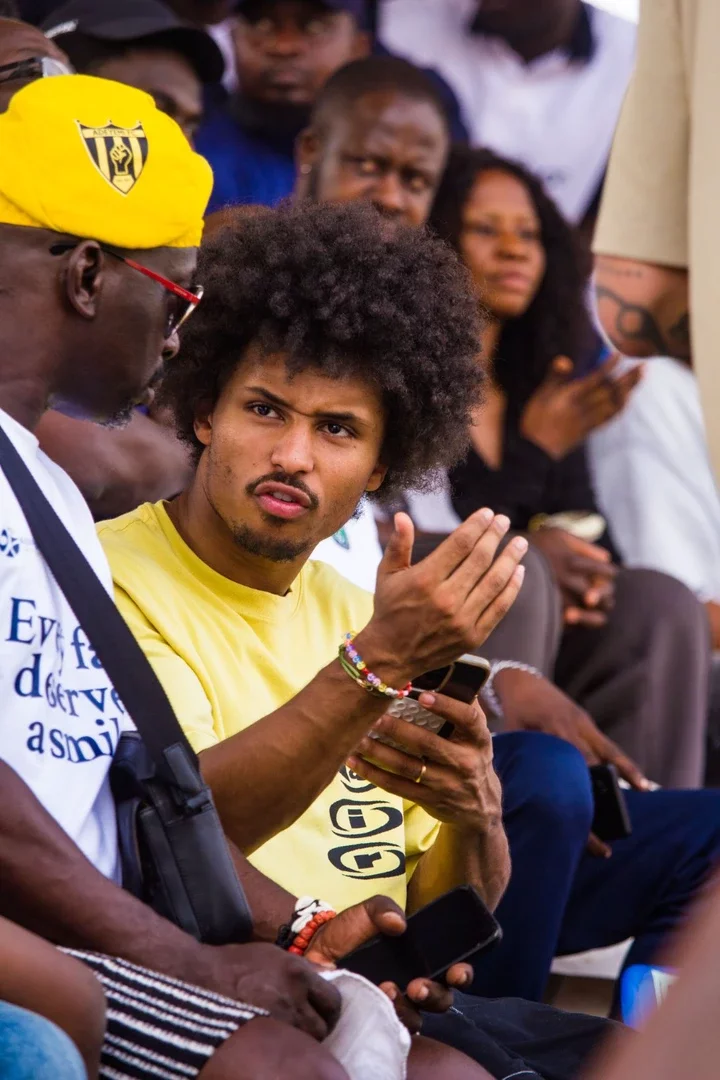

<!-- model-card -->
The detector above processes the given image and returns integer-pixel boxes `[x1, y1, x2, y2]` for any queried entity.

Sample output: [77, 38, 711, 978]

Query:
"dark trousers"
[482, 546, 710, 788]
[470, 730, 720, 1001]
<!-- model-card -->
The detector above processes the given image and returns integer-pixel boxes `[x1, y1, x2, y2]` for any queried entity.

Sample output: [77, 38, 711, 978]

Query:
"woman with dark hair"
[428, 145, 709, 790]
[431, 145, 639, 543]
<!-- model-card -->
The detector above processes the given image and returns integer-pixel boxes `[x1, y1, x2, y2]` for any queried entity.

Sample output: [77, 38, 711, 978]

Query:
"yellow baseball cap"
[0, 74, 212, 249]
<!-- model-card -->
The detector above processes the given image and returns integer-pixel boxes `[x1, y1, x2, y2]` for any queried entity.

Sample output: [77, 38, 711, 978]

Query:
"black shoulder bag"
[0, 424, 253, 946]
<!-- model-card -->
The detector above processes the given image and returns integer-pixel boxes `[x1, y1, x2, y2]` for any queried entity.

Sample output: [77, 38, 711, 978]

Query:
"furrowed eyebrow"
[244, 385, 365, 426]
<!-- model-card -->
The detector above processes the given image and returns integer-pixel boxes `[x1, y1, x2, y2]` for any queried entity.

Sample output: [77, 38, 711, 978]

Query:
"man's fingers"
[445, 963, 474, 989]
[377, 512, 415, 577]
[304, 975, 344, 1038]
[463, 536, 528, 619]
[379, 984, 422, 1035]
[368, 715, 459, 766]
[418, 507, 496, 580]
[346, 753, 435, 804]
[445, 513, 511, 597]
[587, 832, 612, 859]
[406, 977, 454, 1013]
[355, 735, 441, 779]
[565, 607, 608, 627]
[600, 738, 651, 791]
[574, 352, 621, 392]
[472, 565, 526, 639]
[567, 555, 617, 581]
[561, 533, 612, 562]
[413, 693, 490, 745]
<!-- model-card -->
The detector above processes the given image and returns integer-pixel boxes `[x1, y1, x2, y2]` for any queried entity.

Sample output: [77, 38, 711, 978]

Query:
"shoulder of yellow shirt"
[97, 500, 375, 614]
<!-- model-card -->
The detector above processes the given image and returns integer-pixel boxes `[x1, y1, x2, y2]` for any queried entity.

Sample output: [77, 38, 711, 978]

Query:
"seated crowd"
[1, 3, 720, 1080]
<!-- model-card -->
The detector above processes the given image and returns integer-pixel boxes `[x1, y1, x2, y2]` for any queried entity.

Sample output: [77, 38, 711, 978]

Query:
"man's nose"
[270, 425, 314, 473]
[370, 173, 407, 219]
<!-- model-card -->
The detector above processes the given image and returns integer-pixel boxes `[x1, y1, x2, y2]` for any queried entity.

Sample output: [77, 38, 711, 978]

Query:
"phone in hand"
[371, 654, 491, 748]
[590, 763, 632, 842]
[339, 885, 501, 992]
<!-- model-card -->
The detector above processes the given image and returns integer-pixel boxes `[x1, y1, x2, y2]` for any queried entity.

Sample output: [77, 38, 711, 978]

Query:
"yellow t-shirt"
[98, 502, 440, 911]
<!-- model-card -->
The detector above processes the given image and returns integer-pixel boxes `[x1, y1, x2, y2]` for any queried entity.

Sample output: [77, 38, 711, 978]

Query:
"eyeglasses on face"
[49, 241, 204, 338]
[0, 56, 72, 86]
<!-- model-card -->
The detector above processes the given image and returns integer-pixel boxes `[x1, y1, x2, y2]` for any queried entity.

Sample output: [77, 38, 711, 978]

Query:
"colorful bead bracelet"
[338, 632, 412, 700]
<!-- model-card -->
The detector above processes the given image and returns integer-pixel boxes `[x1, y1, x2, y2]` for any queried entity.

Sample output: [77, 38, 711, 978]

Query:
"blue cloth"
[470, 731, 720, 1001]
[0, 1001, 86, 1080]
[196, 96, 299, 213]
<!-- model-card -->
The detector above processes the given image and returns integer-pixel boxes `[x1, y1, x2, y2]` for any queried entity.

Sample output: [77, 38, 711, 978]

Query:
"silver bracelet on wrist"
[482, 660, 543, 719]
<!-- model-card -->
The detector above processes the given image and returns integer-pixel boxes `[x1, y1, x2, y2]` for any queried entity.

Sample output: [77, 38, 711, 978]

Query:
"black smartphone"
[339, 885, 502, 992]
[378, 654, 491, 743]
[590, 763, 632, 842]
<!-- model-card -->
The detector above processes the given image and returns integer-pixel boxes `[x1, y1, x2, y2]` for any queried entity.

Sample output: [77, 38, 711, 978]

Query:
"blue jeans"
[0, 1001, 86, 1080]
[470, 731, 720, 1001]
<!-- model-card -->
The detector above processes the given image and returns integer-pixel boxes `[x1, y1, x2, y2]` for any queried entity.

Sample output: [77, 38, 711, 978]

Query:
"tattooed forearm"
[595, 285, 675, 357]
[594, 255, 691, 361]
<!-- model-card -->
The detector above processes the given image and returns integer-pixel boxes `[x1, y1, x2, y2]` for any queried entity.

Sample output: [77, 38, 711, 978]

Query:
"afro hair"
[161, 200, 484, 503]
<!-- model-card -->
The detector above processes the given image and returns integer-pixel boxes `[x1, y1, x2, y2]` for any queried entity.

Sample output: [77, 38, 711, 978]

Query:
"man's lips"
[253, 481, 312, 520]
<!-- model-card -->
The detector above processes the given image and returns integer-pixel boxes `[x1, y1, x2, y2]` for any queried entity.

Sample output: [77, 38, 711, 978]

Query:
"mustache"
[246, 471, 319, 511]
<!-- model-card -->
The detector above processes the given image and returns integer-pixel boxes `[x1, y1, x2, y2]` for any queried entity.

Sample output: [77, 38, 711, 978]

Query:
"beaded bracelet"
[339, 632, 412, 700]
[287, 909, 337, 955]
[276, 896, 337, 955]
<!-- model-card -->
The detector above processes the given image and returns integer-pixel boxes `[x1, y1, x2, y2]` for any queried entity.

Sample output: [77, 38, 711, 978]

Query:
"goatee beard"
[230, 522, 312, 562]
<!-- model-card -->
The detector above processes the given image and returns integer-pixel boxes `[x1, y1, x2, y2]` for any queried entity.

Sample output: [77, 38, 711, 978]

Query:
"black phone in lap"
[339, 885, 502, 992]
[590, 763, 632, 842]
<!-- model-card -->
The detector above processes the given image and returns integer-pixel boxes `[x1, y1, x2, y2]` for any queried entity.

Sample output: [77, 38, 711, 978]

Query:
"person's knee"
[500, 731, 594, 834]
[199, 1017, 350, 1080]
[615, 568, 708, 642]
[409, 1034, 493, 1079]
[0, 1002, 87, 1080]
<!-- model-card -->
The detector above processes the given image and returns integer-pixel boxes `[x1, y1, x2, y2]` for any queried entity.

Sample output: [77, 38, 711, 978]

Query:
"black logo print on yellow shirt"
[327, 767, 406, 880]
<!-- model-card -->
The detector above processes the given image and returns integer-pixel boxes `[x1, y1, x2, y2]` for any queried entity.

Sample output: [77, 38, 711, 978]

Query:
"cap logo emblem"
[76, 120, 149, 195]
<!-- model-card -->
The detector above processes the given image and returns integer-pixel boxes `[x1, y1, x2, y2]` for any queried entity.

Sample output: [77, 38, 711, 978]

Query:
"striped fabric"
[63, 949, 267, 1080]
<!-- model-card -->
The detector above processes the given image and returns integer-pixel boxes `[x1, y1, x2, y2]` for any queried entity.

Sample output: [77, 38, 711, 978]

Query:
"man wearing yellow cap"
[0, 73, 353, 1080]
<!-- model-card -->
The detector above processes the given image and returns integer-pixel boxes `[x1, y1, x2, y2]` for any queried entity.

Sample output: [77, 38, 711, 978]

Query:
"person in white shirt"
[0, 72, 364, 1080]
[590, 356, 720, 648]
[379, 0, 636, 227]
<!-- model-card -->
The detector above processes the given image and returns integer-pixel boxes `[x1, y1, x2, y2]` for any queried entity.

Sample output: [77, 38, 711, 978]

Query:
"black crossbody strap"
[0, 423, 197, 785]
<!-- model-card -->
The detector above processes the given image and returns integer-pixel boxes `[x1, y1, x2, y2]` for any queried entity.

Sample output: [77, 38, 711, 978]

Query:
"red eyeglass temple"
[122, 256, 201, 306]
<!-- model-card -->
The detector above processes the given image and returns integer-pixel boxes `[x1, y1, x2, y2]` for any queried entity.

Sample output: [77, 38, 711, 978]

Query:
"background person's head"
[160, 201, 483, 565]
[296, 55, 451, 227]
[232, 0, 369, 118]
[0, 14, 70, 110]
[0, 74, 212, 424]
[430, 145, 592, 401]
[42, 0, 225, 142]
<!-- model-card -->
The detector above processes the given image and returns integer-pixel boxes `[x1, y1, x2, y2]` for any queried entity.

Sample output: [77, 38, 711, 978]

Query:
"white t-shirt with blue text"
[0, 409, 129, 880]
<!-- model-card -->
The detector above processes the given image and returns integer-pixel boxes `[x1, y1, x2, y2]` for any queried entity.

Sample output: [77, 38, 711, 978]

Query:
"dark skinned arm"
[36, 411, 193, 520]
[594, 255, 690, 362]
[0, 759, 349, 1041]
[0, 916, 106, 1079]
[201, 659, 394, 853]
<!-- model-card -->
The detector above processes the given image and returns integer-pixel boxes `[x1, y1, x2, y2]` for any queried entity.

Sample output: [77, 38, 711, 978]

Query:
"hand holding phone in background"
[305, 892, 479, 1035]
